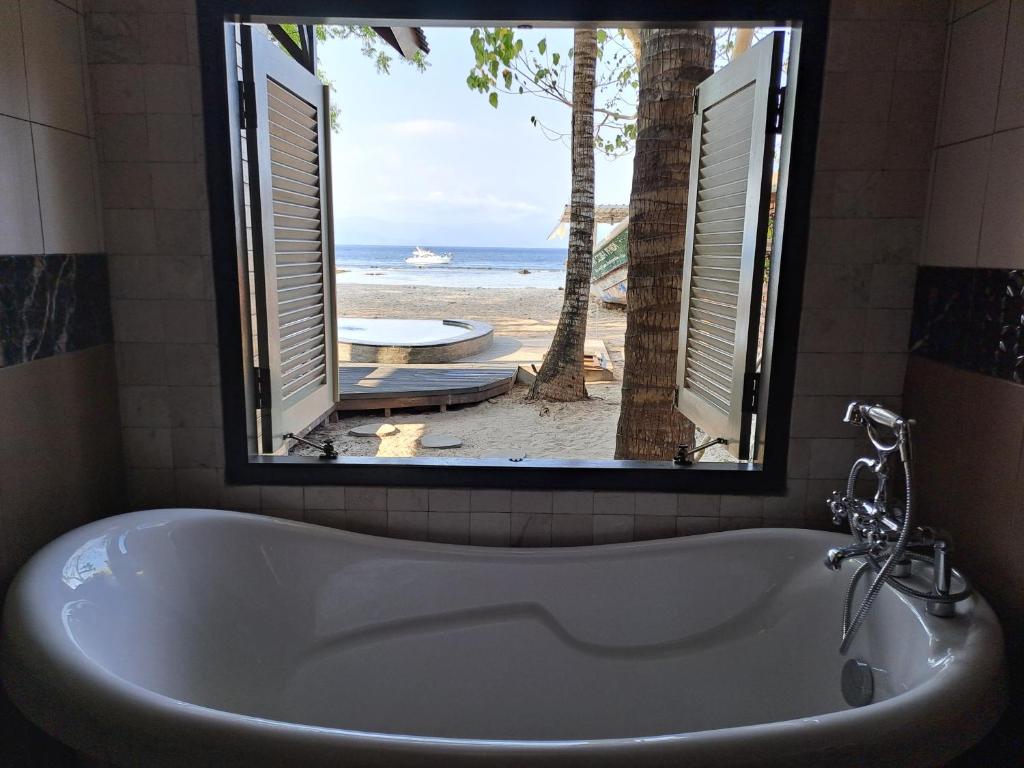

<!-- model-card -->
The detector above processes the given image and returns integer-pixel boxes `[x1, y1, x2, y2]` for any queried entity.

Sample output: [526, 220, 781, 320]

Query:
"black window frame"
[198, 0, 830, 492]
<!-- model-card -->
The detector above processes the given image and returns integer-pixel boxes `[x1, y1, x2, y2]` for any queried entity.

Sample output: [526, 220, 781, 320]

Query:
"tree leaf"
[489, 92, 499, 108]
[551, 52, 560, 65]
[537, 37, 547, 55]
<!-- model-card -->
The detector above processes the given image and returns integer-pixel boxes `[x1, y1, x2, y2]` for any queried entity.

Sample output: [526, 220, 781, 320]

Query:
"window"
[198, 0, 828, 492]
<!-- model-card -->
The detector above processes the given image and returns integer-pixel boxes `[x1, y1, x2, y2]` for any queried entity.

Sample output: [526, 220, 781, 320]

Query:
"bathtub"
[2, 508, 1006, 767]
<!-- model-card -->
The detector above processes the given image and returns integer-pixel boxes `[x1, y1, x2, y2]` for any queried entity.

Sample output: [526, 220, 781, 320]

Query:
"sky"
[317, 28, 637, 249]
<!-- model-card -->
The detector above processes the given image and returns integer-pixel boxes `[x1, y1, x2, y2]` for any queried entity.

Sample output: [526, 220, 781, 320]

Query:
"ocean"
[335, 244, 568, 289]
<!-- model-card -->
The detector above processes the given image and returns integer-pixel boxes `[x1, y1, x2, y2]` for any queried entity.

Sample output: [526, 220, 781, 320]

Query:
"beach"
[296, 281, 733, 462]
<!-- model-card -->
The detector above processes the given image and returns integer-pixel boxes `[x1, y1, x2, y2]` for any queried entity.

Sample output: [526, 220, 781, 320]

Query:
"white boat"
[406, 247, 452, 266]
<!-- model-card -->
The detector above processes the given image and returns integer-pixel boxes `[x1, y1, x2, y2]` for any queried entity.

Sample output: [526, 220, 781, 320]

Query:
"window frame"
[198, 0, 830, 492]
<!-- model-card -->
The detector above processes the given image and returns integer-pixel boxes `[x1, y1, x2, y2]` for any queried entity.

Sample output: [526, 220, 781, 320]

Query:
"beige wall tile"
[259, 484, 301, 510]
[635, 492, 676, 516]
[0, 115, 43, 254]
[996, 0, 1024, 130]
[794, 353, 865, 395]
[428, 487, 470, 512]
[32, 124, 102, 253]
[827, 20, 901, 71]
[676, 517, 720, 536]
[96, 112, 148, 160]
[470, 512, 510, 546]
[99, 161, 152, 208]
[938, 0, 1009, 144]
[923, 136, 991, 266]
[303, 486, 345, 510]
[719, 495, 765, 518]
[21, 0, 89, 135]
[869, 263, 919, 307]
[143, 63, 192, 114]
[954, 0, 999, 18]
[387, 487, 428, 511]
[511, 513, 551, 546]
[821, 70, 894, 123]
[551, 514, 592, 546]
[593, 514, 633, 544]
[0, 1, 29, 120]
[635, 515, 676, 540]
[428, 511, 469, 544]
[510, 489, 552, 514]
[896, 21, 948, 71]
[978, 127, 1024, 267]
[346, 486, 387, 510]
[593, 491, 635, 515]
[890, 70, 943, 124]
[90, 63, 145, 114]
[0, 346, 122, 590]
[470, 488, 511, 512]
[388, 509, 427, 541]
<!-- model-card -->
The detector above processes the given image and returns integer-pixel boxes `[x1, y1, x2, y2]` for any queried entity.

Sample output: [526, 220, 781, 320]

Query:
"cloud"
[384, 119, 460, 137]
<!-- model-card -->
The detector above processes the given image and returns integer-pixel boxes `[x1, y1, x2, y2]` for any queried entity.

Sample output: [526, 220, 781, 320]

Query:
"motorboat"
[406, 247, 452, 266]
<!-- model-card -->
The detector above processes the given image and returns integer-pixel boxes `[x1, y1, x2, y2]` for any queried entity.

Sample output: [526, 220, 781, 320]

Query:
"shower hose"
[838, 444, 972, 655]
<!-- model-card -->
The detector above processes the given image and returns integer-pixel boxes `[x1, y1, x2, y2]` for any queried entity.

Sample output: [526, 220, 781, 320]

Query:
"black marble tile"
[910, 266, 1024, 385]
[0, 253, 113, 369]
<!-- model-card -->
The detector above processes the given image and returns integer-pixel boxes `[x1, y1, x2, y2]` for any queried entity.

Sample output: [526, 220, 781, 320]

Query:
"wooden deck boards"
[337, 365, 517, 412]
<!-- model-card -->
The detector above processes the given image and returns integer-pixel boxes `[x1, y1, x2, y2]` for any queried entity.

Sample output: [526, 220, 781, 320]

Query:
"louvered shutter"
[676, 33, 783, 461]
[242, 28, 337, 453]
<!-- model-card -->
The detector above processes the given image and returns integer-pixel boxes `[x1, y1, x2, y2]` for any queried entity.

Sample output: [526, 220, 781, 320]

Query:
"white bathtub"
[2, 508, 1006, 767]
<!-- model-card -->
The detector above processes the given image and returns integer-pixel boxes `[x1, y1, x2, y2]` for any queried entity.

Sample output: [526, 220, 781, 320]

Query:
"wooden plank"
[335, 380, 515, 413]
[338, 365, 516, 400]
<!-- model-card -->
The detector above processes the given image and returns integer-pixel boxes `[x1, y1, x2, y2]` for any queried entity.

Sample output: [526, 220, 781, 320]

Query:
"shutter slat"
[676, 34, 782, 460]
[282, 365, 327, 399]
[268, 79, 316, 117]
[244, 28, 336, 453]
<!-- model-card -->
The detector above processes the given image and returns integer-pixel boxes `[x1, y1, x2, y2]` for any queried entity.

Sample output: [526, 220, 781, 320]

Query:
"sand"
[296, 284, 732, 462]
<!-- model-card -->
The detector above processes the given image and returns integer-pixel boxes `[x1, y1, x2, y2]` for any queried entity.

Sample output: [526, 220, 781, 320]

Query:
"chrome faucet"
[824, 402, 972, 654]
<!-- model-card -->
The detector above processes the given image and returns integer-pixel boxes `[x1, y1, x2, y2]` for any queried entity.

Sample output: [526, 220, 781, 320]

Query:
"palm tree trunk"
[529, 28, 596, 402]
[614, 28, 714, 459]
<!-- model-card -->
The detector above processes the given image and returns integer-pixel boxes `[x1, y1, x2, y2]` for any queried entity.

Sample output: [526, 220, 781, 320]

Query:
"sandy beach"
[296, 283, 732, 462]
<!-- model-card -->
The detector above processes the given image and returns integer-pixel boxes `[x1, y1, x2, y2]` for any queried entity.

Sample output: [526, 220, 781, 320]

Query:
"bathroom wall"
[903, 0, 1023, 648]
[0, 0, 122, 764]
[900, 1, 1023, 761]
[82, 0, 951, 542]
[0, 0, 122, 599]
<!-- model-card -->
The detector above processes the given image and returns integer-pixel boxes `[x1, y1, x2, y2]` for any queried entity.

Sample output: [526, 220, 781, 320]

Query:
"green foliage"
[275, 24, 429, 132]
[466, 27, 639, 158]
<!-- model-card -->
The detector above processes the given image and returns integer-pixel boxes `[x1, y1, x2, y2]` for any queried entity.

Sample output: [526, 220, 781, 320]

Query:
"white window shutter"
[242, 28, 337, 453]
[676, 33, 784, 461]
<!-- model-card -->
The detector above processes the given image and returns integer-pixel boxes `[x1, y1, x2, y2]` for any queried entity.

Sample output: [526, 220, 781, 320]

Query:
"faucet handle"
[827, 490, 848, 526]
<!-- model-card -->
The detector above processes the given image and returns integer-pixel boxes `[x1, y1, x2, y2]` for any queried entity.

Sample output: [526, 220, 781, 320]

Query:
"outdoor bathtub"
[1, 508, 1006, 767]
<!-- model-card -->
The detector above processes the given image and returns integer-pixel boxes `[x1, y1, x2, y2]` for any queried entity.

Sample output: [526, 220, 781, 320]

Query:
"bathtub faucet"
[824, 402, 972, 654]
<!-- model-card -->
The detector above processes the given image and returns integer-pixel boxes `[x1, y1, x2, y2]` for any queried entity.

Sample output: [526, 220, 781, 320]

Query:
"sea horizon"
[334, 243, 568, 289]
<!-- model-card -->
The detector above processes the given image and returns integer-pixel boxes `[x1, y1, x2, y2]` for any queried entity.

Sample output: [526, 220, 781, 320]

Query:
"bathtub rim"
[1, 508, 1008, 767]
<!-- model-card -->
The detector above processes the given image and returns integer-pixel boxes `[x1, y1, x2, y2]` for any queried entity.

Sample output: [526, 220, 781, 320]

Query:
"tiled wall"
[904, 0, 1024, 636]
[901, 2, 1023, 758]
[82, 1, 951, 542]
[0, 0, 121, 585]
[0, 0, 123, 764]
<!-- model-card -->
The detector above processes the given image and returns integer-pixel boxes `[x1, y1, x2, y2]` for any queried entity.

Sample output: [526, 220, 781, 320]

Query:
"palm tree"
[528, 29, 597, 401]
[614, 28, 714, 459]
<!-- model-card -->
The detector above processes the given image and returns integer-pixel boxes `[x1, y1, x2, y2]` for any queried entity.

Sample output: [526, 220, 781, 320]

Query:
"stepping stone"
[420, 434, 463, 449]
[348, 423, 398, 437]
[480, 450, 527, 461]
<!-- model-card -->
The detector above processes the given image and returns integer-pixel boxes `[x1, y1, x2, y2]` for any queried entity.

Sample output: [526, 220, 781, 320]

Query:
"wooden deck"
[336, 365, 517, 413]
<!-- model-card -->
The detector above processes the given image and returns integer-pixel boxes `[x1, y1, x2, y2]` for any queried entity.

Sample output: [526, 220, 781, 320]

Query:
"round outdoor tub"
[337, 318, 493, 363]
